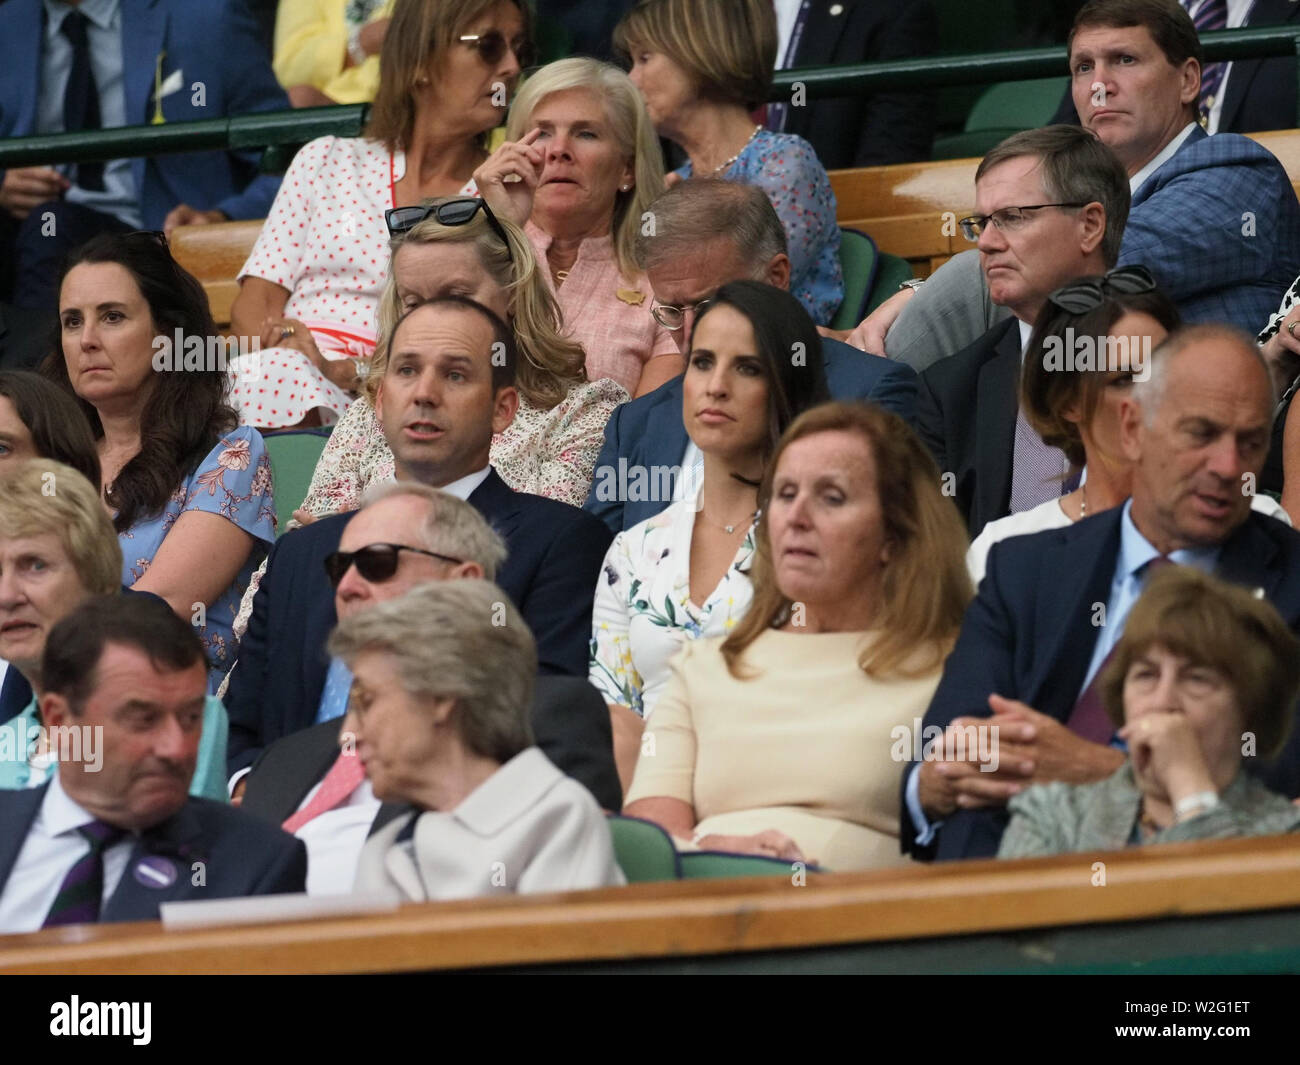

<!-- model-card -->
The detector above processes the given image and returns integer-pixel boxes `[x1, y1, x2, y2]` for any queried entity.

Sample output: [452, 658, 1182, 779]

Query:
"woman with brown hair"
[622, 402, 972, 870]
[228, 0, 533, 427]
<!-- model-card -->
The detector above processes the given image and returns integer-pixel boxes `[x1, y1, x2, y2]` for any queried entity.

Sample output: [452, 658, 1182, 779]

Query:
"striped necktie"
[1186, 0, 1228, 130]
[42, 820, 126, 927]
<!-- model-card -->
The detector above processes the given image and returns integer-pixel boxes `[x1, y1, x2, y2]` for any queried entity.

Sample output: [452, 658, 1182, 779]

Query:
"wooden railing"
[3, 833, 1300, 974]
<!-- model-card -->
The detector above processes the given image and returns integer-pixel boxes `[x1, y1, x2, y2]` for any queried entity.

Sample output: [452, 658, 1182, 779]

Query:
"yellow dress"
[625, 629, 941, 872]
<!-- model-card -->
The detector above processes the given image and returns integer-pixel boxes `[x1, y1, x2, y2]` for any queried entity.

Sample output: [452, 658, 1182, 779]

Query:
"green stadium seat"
[262, 428, 332, 536]
[679, 851, 801, 880]
[830, 227, 879, 332]
[931, 76, 1070, 160]
[866, 252, 915, 316]
[607, 815, 681, 883]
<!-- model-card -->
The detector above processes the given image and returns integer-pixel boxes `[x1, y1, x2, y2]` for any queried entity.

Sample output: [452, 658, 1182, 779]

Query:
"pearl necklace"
[705, 125, 762, 177]
[698, 508, 756, 535]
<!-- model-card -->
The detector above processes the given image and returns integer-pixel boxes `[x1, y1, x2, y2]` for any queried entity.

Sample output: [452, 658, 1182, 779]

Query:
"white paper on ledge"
[160, 892, 399, 930]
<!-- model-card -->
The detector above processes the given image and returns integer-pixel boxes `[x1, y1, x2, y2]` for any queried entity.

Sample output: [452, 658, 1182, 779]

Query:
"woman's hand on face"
[472, 128, 545, 228]
[1263, 307, 1300, 393]
[695, 830, 806, 863]
[1118, 712, 1216, 800]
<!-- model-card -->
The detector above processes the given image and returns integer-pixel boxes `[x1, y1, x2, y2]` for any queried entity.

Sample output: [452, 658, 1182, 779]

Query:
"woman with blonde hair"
[615, 0, 843, 324]
[229, 0, 533, 427]
[472, 56, 678, 396]
[623, 402, 973, 870]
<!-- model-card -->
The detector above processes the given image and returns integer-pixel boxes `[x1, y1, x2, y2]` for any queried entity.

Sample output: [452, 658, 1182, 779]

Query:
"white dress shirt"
[1130, 122, 1198, 195]
[773, 0, 805, 67]
[0, 773, 134, 933]
[293, 777, 381, 896]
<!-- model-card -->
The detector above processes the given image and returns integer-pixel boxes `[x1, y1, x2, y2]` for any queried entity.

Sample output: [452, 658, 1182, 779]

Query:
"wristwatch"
[898, 277, 926, 292]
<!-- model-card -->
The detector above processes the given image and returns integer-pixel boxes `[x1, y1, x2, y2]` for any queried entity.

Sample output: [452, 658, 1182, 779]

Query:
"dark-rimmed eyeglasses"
[652, 298, 713, 331]
[384, 197, 513, 263]
[457, 30, 534, 69]
[958, 202, 1092, 242]
[323, 543, 464, 588]
[1047, 265, 1157, 314]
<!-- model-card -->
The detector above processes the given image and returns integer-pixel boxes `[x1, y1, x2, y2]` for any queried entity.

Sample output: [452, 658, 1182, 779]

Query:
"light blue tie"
[314, 657, 353, 724]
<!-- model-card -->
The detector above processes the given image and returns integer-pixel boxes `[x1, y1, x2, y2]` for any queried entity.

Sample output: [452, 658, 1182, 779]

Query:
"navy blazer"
[781, 0, 939, 168]
[902, 508, 1300, 862]
[584, 337, 918, 532]
[225, 469, 613, 774]
[242, 674, 622, 826]
[0, 785, 305, 924]
[0, 0, 286, 228]
[914, 317, 1020, 539]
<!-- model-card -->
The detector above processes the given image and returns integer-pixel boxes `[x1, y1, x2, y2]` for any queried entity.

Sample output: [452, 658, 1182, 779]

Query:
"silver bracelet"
[347, 27, 368, 67]
[898, 277, 926, 292]
[1174, 790, 1221, 821]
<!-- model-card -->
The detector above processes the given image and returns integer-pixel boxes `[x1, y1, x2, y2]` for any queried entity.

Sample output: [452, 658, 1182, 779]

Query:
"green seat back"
[607, 815, 681, 883]
[830, 227, 879, 332]
[866, 252, 915, 316]
[965, 76, 1070, 132]
[679, 851, 801, 880]
[262, 428, 332, 536]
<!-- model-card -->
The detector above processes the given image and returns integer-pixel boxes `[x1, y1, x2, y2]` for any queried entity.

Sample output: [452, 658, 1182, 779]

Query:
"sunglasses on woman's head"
[1048, 265, 1157, 315]
[323, 543, 465, 589]
[457, 30, 534, 69]
[384, 197, 514, 262]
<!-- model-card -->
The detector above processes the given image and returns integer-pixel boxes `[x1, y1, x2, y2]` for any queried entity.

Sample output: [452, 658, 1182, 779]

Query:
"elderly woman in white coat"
[335, 579, 624, 899]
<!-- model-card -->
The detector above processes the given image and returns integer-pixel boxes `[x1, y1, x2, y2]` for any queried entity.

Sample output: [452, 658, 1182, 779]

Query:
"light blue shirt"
[906, 500, 1222, 847]
[39, 0, 141, 228]
[314, 657, 353, 725]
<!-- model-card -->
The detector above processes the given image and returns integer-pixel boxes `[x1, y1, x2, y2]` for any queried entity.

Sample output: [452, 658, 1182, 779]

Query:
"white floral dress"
[588, 498, 755, 719]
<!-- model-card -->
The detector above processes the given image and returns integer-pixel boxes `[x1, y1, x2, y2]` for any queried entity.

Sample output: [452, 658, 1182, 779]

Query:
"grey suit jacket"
[998, 762, 1300, 860]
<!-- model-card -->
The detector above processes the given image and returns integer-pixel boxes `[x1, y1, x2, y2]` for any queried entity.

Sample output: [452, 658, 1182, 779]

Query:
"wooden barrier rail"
[3, 833, 1299, 974]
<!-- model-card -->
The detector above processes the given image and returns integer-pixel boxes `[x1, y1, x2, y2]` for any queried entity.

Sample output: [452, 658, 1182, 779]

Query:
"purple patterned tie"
[1186, 0, 1228, 129]
[1066, 556, 1173, 743]
[42, 820, 126, 928]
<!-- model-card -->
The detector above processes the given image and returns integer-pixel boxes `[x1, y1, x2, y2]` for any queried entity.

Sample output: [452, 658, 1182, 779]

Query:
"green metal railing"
[0, 26, 1297, 169]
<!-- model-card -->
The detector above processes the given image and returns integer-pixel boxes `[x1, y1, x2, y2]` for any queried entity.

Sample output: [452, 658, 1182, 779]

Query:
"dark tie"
[1186, 0, 1228, 130]
[1065, 555, 1174, 743]
[60, 10, 105, 191]
[41, 820, 126, 927]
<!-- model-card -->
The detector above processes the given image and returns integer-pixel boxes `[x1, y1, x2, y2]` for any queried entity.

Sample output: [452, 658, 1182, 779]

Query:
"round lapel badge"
[133, 855, 178, 890]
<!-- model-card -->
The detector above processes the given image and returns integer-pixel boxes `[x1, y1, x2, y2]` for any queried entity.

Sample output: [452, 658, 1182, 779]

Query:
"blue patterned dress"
[118, 427, 276, 691]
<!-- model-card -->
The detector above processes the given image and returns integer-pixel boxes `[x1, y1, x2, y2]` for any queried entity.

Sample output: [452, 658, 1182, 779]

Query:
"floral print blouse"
[589, 498, 755, 719]
[120, 427, 276, 691]
[675, 130, 844, 325]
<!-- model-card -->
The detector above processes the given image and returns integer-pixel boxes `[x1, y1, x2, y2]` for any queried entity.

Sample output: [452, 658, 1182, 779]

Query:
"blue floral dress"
[118, 427, 276, 691]
[675, 130, 844, 325]
[589, 498, 755, 719]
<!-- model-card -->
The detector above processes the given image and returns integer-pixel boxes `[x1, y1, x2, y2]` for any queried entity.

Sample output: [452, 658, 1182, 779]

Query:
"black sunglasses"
[1047, 265, 1158, 315]
[385, 197, 513, 262]
[323, 543, 465, 588]
[457, 30, 534, 69]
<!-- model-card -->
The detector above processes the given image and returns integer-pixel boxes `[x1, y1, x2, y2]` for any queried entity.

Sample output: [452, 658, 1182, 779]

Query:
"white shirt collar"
[1130, 122, 1198, 196]
[1017, 318, 1033, 354]
[39, 771, 108, 839]
[436, 465, 491, 501]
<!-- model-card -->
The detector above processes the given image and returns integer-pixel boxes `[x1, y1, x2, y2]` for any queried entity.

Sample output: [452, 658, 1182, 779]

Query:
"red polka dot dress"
[228, 135, 474, 427]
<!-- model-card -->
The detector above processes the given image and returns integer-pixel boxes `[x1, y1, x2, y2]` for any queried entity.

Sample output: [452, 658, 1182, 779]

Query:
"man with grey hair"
[238, 485, 620, 894]
[583, 178, 918, 532]
[338, 580, 623, 900]
[903, 323, 1300, 862]
[915, 125, 1128, 539]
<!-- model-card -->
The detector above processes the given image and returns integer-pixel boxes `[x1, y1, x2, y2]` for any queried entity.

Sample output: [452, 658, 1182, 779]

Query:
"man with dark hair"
[0, 595, 305, 932]
[845, 0, 1300, 364]
[226, 297, 613, 775]
[904, 325, 1300, 861]
[583, 179, 917, 533]
[915, 126, 1126, 538]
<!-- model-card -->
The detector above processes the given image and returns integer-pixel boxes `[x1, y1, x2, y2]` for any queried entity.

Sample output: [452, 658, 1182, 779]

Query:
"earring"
[416, 76, 430, 87]
[620, 184, 631, 192]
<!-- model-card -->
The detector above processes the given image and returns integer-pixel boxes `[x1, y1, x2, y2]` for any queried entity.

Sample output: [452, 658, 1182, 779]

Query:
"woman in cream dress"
[624, 402, 973, 871]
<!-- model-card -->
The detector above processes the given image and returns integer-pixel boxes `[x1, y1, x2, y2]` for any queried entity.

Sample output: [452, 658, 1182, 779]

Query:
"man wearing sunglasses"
[583, 179, 918, 534]
[233, 483, 619, 894]
[913, 126, 1128, 540]
[225, 296, 613, 777]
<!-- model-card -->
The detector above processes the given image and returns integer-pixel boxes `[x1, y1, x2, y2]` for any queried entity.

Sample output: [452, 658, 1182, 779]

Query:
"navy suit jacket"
[583, 337, 918, 532]
[914, 317, 1019, 539]
[1118, 124, 1300, 331]
[225, 469, 613, 774]
[242, 674, 622, 826]
[0, 0, 286, 229]
[902, 508, 1300, 862]
[0, 785, 305, 924]
[780, 0, 939, 168]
